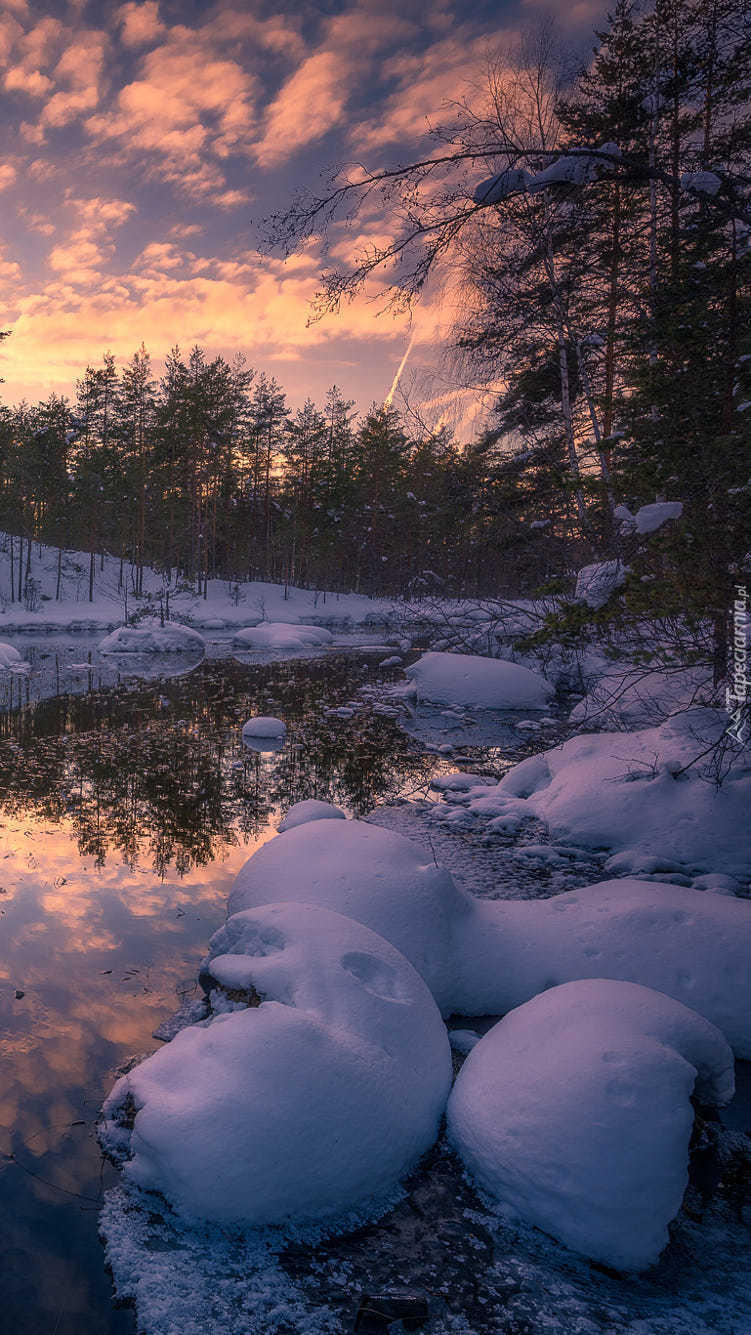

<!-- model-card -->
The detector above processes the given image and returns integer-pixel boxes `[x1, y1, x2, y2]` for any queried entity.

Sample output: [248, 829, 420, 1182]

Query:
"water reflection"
[0, 647, 441, 1335]
[0, 654, 436, 876]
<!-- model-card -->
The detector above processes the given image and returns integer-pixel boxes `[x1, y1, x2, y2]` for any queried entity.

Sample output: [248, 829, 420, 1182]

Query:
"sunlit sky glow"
[1, 0, 604, 423]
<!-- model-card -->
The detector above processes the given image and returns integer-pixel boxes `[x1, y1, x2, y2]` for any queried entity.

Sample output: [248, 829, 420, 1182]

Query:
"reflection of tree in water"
[0, 656, 435, 874]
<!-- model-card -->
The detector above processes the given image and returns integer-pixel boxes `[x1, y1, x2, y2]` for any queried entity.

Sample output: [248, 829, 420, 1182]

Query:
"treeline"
[0, 345, 585, 602]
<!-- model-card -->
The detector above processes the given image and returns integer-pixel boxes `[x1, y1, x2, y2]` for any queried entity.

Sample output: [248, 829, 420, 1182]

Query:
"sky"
[0, 0, 605, 427]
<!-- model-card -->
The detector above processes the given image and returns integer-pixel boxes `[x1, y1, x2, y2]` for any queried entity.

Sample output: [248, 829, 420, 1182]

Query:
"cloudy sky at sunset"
[1, 0, 604, 423]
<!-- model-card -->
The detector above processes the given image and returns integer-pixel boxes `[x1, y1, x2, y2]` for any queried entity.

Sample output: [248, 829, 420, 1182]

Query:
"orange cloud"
[254, 49, 347, 166]
[117, 0, 165, 48]
[40, 30, 108, 128]
[352, 33, 502, 151]
[4, 65, 52, 95]
[84, 28, 257, 195]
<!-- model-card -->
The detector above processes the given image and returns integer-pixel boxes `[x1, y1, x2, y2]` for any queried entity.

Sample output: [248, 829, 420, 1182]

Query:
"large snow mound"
[487, 708, 751, 877]
[0, 640, 23, 668]
[405, 651, 553, 710]
[278, 799, 346, 832]
[227, 819, 473, 1014]
[448, 979, 733, 1272]
[101, 902, 451, 1228]
[98, 620, 206, 654]
[455, 878, 751, 1054]
[226, 815, 751, 1047]
[233, 622, 334, 651]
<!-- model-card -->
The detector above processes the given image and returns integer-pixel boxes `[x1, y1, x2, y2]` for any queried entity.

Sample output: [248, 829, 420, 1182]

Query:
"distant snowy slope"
[0, 532, 397, 633]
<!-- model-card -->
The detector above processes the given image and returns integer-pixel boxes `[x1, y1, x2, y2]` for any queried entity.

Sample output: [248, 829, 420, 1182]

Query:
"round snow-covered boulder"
[102, 903, 452, 1227]
[447, 979, 734, 1272]
[242, 716, 286, 740]
[98, 620, 206, 654]
[278, 799, 346, 832]
[406, 651, 553, 710]
[233, 622, 333, 652]
[0, 641, 23, 669]
[228, 819, 472, 1014]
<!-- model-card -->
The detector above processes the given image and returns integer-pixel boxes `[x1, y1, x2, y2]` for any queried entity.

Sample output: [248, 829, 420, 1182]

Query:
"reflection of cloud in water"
[0, 813, 259, 1158]
[0, 650, 442, 1332]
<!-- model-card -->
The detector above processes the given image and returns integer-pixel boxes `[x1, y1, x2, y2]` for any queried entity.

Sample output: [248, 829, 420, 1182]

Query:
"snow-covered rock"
[242, 716, 286, 741]
[101, 902, 451, 1227]
[228, 819, 470, 1015]
[233, 622, 333, 652]
[455, 878, 751, 1054]
[0, 640, 23, 668]
[405, 651, 553, 710]
[98, 621, 206, 654]
[278, 799, 346, 832]
[489, 708, 751, 878]
[227, 818, 751, 1051]
[447, 979, 733, 1272]
[574, 560, 626, 609]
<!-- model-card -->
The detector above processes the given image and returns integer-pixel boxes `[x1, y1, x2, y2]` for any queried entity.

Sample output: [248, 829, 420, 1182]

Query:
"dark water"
[0, 643, 440, 1335]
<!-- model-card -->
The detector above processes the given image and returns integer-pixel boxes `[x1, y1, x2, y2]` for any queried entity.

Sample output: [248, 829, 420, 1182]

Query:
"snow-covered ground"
[0, 533, 400, 634]
[432, 707, 751, 879]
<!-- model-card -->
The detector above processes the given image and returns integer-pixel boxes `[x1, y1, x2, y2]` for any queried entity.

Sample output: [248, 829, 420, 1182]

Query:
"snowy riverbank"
[100, 787, 751, 1335]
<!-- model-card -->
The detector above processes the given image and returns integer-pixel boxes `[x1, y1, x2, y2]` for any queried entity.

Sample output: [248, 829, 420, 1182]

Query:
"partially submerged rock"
[233, 622, 333, 652]
[448, 979, 734, 1271]
[278, 799, 346, 831]
[98, 620, 206, 654]
[405, 651, 553, 710]
[101, 903, 451, 1228]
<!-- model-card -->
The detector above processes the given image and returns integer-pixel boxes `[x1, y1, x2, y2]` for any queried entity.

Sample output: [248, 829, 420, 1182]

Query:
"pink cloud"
[254, 49, 348, 166]
[117, 1, 165, 49]
[4, 65, 52, 95]
[84, 28, 257, 194]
